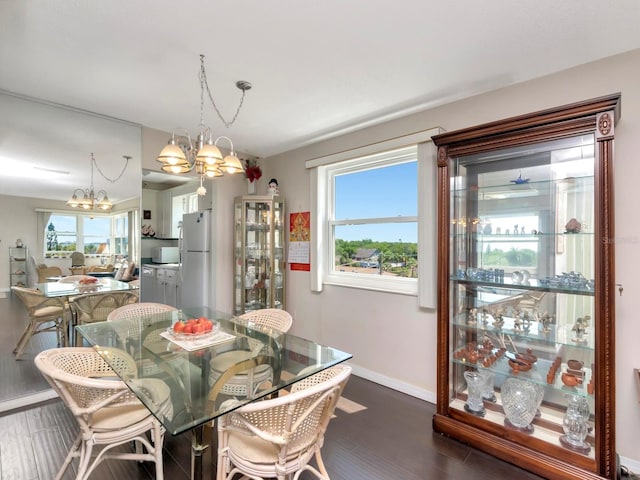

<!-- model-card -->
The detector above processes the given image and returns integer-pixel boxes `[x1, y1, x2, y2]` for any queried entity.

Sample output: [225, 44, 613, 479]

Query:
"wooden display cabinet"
[432, 94, 620, 480]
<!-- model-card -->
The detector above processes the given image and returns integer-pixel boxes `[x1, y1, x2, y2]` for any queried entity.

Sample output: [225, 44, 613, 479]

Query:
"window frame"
[324, 147, 419, 293]
[44, 212, 120, 258]
[307, 128, 440, 306]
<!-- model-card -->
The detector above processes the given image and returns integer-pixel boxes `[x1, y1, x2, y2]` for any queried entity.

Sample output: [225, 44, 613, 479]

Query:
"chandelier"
[66, 153, 130, 211]
[156, 54, 250, 193]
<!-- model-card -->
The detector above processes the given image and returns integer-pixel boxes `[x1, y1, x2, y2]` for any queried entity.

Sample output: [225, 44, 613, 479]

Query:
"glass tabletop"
[35, 278, 137, 297]
[76, 307, 352, 436]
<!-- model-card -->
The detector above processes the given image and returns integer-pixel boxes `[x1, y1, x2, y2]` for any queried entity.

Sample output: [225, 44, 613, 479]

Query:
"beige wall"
[261, 48, 640, 464]
[0, 195, 41, 290]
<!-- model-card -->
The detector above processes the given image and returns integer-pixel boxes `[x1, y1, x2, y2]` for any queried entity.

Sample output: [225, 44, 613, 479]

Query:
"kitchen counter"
[144, 263, 180, 270]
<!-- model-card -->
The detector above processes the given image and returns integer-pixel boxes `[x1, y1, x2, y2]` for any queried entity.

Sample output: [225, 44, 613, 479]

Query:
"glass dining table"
[76, 306, 352, 480]
[34, 277, 137, 298]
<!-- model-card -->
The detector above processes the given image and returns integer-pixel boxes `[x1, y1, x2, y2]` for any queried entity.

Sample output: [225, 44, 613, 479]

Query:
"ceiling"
[1, 0, 639, 203]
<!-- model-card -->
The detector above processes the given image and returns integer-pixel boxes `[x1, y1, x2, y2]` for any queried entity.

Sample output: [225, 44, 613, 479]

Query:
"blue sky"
[335, 161, 418, 243]
[49, 214, 111, 241]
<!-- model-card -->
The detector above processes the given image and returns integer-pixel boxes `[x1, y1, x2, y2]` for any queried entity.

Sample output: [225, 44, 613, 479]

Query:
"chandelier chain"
[200, 55, 247, 129]
[92, 153, 130, 184]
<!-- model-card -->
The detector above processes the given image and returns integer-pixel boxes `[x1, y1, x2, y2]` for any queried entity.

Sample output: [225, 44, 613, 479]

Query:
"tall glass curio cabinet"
[432, 94, 620, 480]
[234, 195, 285, 314]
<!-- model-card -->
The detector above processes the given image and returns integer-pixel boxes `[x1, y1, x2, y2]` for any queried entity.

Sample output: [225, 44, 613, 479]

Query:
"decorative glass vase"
[560, 394, 591, 453]
[247, 180, 256, 194]
[479, 367, 496, 403]
[501, 377, 539, 432]
[463, 370, 485, 416]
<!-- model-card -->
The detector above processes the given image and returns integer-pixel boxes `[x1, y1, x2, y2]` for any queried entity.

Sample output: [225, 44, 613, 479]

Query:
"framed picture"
[143, 210, 152, 220]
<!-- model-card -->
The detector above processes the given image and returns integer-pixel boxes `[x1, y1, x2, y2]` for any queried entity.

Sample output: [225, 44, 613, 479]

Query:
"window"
[44, 213, 126, 259]
[46, 214, 77, 253]
[83, 217, 111, 254]
[307, 128, 440, 305]
[113, 213, 129, 256]
[328, 147, 418, 291]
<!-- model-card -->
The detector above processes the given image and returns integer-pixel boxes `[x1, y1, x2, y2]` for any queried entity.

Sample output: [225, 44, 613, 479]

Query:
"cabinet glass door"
[449, 134, 597, 458]
[234, 195, 285, 314]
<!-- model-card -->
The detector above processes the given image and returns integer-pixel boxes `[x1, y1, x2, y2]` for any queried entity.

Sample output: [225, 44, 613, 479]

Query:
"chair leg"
[54, 434, 81, 480]
[152, 422, 165, 480]
[13, 321, 36, 360]
[57, 316, 68, 347]
[76, 438, 94, 480]
[314, 450, 329, 478]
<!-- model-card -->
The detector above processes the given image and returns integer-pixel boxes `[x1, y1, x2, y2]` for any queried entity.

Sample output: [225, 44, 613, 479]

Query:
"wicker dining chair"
[209, 308, 293, 398]
[216, 364, 352, 480]
[11, 286, 69, 360]
[107, 302, 179, 377]
[72, 292, 139, 346]
[35, 347, 171, 480]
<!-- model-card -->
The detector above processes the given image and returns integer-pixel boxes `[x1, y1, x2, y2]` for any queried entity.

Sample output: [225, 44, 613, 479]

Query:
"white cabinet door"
[164, 268, 178, 308]
[158, 191, 172, 238]
[156, 268, 179, 307]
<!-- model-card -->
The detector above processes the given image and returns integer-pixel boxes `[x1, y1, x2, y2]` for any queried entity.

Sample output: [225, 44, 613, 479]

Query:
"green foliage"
[481, 247, 537, 267]
[335, 239, 419, 278]
[46, 222, 58, 251]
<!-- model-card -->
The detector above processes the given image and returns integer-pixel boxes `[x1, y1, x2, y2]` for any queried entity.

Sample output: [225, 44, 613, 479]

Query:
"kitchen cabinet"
[432, 94, 620, 480]
[9, 246, 28, 287]
[157, 267, 179, 307]
[234, 195, 285, 314]
[140, 265, 179, 307]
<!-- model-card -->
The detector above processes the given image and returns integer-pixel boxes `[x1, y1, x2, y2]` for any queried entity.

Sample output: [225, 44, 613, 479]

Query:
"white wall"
[261, 48, 640, 463]
[0, 195, 40, 290]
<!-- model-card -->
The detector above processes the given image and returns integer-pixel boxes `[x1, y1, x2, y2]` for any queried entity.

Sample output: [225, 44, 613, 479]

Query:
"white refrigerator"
[178, 210, 211, 308]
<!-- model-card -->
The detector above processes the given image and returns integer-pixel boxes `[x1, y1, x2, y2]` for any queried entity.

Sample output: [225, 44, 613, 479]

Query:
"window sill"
[323, 272, 418, 296]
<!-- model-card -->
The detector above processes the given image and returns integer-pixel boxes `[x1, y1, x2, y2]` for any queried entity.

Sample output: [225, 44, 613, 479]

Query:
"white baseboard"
[0, 389, 58, 414]
[348, 363, 436, 404]
[619, 455, 640, 475]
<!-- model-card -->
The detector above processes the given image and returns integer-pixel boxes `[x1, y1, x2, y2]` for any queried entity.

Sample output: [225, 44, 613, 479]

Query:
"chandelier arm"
[200, 56, 248, 129]
[214, 136, 235, 153]
[172, 128, 195, 149]
[92, 154, 131, 184]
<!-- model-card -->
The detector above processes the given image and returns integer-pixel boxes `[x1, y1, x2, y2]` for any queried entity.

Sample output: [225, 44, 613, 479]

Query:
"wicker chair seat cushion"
[90, 376, 173, 428]
[227, 432, 282, 463]
[32, 305, 65, 318]
[211, 349, 268, 372]
[91, 404, 152, 430]
[209, 349, 272, 395]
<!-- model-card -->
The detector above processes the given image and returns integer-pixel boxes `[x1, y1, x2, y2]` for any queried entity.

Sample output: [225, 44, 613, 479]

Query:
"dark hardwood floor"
[0, 373, 548, 480]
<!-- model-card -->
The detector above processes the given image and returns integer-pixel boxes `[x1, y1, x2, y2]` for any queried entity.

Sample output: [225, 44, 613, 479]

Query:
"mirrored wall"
[0, 91, 142, 410]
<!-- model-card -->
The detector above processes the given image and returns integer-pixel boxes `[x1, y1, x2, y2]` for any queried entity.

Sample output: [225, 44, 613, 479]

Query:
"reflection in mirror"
[0, 91, 142, 411]
[140, 168, 201, 259]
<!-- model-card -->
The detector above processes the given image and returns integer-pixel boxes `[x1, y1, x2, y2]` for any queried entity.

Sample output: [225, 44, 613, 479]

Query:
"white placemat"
[160, 330, 236, 351]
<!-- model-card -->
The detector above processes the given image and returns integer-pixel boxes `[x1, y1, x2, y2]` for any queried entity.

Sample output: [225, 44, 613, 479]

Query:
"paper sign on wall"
[288, 211, 311, 271]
